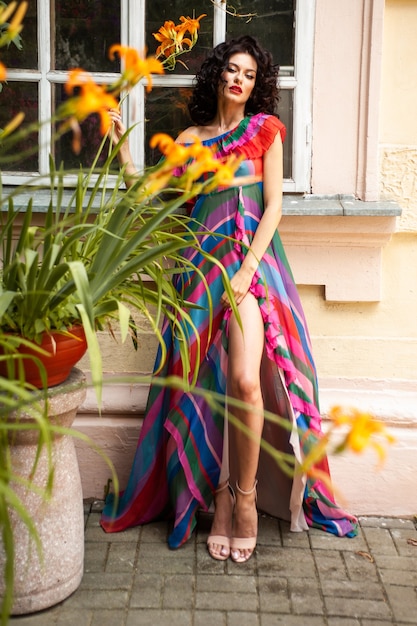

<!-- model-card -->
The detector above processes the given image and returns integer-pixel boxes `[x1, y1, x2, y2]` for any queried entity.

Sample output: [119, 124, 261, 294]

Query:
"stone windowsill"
[282, 194, 401, 217]
[1, 188, 402, 217]
[279, 195, 401, 302]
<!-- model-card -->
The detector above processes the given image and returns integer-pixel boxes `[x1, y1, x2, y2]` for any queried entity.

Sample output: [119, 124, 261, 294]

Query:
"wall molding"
[79, 374, 417, 425]
[279, 197, 399, 301]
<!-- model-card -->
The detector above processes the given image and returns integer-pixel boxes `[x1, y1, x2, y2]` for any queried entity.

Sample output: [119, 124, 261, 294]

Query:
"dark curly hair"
[188, 35, 280, 126]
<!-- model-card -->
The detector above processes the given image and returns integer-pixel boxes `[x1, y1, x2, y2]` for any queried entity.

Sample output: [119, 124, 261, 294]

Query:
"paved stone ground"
[9, 501, 417, 626]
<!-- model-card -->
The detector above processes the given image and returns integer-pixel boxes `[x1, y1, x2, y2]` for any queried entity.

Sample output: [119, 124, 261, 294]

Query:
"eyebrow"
[228, 62, 257, 74]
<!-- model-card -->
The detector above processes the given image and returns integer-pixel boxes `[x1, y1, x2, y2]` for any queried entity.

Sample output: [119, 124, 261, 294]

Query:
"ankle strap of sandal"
[215, 480, 230, 494]
[235, 479, 258, 496]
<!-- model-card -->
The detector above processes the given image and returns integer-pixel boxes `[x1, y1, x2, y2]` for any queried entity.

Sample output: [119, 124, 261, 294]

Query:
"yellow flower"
[150, 133, 243, 193]
[209, 155, 243, 189]
[64, 69, 118, 135]
[329, 405, 396, 466]
[149, 132, 176, 154]
[153, 20, 187, 58]
[150, 133, 192, 166]
[178, 14, 206, 42]
[0, 61, 6, 82]
[142, 170, 173, 198]
[4, 0, 27, 40]
[109, 45, 164, 91]
[0, 111, 25, 139]
[153, 15, 205, 59]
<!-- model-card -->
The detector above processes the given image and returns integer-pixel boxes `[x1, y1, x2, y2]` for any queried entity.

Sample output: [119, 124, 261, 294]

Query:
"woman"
[101, 35, 357, 563]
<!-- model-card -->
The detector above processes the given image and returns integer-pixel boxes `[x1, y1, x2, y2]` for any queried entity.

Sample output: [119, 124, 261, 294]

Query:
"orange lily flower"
[328, 405, 396, 466]
[150, 133, 191, 166]
[153, 14, 205, 58]
[109, 45, 164, 91]
[150, 132, 243, 194]
[178, 14, 206, 40]
[204, 161, 242, 192]
[153, 20, 187, 58]
[4, 0, 27, 41]
[64, 69, 118, 136]
[0, 111, 25, 138]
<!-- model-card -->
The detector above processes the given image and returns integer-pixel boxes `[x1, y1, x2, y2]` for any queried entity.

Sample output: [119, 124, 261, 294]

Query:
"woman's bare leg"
[228, 293, 265, 561]
[207, 373, 233, 559]
[206, 478, 234, 560]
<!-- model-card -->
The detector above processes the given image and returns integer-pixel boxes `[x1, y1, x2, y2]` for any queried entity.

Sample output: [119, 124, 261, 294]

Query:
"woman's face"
[219, 52, 257, 106]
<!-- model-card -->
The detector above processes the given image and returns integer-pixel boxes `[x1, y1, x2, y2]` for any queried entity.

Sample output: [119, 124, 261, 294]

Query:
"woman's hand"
[107, 109, 137, 187]
[108, 108, 127, 146]
[220, 265, 255, 309]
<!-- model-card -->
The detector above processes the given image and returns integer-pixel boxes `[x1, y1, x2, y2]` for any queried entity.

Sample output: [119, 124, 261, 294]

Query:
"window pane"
[226, 0, 295, 73]
[0, 82, 39, 172]
[277, 89, 293, 180]
[1, 0, 38, 69]
[145, 86, 292, 180]
[53, 84, 117, 170]
[145, 1, 213, 74]
[145, 87, 192, 165]
[53, 0, 121, 72]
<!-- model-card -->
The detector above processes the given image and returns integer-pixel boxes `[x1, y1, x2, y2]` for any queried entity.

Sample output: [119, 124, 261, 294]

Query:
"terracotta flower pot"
[0, 326, 87, 388]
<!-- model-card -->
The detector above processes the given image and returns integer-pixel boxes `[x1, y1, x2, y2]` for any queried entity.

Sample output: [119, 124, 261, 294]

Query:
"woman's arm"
[220, 131, 283, 307]
[108, 109, 138, 188]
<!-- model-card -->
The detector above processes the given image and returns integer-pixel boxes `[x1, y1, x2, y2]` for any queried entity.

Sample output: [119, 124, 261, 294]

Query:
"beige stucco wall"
[380, 0, 417, 231]
[299, 0, 417, 514]
[308, 0, 417, 383]
[299, 233, 417, 381]
[311, 1, 364, 195]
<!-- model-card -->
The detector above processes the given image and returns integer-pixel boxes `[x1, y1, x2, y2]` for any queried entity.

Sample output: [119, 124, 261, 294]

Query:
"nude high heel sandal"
[207, 480, 235, 561]
[230, 479, 258, 563]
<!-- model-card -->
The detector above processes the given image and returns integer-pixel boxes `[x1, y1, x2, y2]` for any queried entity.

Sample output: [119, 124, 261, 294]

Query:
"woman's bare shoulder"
[176, 126, 203, 143]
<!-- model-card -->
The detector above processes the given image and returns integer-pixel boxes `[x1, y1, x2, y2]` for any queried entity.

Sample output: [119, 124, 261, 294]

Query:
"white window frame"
[3, 0, 315, 193]
[128, 0, 315, 193]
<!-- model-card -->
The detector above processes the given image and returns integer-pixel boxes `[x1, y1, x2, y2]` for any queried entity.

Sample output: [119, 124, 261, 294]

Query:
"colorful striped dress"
[100, 113, 358, 546]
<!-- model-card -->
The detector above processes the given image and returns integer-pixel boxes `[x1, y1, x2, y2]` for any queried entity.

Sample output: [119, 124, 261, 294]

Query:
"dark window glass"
[0, 82, 39, 172]
[226, 0, 295, 72]
[145, 86, 292, 180]
[1, 0, 38, 69]
[145, 87, 192, 165]
[53, 84, 117, 171]
[53, 0, 121, 72]
[277, 89, 293, 180]
[145, 0, 213, 74]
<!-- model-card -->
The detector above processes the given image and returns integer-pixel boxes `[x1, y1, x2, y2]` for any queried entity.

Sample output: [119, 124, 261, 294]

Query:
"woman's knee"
[229, 373, 261, 404]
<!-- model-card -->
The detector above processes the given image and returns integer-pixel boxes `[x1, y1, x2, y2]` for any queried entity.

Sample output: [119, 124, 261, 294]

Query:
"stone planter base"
[0, 368, 87, 614]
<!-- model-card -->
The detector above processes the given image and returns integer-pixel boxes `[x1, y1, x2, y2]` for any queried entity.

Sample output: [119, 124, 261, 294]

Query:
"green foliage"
[0, 9, 235, 622]
[0, 100, 235, 626]
[0, 130, 230, 399]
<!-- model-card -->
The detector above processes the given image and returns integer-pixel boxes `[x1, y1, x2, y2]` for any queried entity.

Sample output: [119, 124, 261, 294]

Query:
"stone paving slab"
[8, 505, 417, 626]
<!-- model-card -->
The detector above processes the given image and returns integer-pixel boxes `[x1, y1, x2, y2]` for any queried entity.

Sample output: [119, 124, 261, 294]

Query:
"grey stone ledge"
[283, 194, 402, 217]
[1, 187, 402, 217]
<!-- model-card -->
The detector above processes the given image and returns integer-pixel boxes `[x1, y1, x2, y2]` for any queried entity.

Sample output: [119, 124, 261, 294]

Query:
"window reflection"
[0, 82, 39, 172]
[226, 0, 295, 73]
[53, 84, 117, 171]
[145, 87, 193, 165]
[277, 89, 293, 180]
[1, 0, 38, 69]
[53, 0, 121, 72]
[145, 86, 292, 179]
